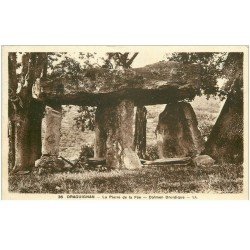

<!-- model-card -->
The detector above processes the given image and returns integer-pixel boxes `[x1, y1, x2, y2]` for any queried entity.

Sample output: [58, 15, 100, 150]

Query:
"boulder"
[35, 155, 65, 174]
[192, 155, 215, 167]
[156, 102, 204, 158]
[122, 148, 142, 170]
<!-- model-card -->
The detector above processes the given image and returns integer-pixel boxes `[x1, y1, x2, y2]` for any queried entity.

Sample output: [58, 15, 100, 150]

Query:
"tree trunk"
[8, 52, 18, 170]
[204, 90, 243, 163]
[13, 114, 31, 172]
[28, 101, 44, 167]
[10, 52, 48, 172]
[8, 120, 16, 169]
[12, 103, 45, 172]
[134, 106, 147, 159]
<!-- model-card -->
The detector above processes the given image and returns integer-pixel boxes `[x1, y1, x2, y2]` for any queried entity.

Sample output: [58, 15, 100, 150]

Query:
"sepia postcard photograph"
[1, 45, 248, 200]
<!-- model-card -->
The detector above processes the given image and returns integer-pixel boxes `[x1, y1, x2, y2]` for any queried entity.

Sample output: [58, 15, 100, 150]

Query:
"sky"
[65, 48, 169, 68]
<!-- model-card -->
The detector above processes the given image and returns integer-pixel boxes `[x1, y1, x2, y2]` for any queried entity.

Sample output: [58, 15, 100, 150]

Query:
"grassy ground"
[9, 163, 243, 194]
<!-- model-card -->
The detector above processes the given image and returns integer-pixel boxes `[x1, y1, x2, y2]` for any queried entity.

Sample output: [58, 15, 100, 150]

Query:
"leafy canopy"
[167, 52, 243, 99]
[167, 52, 228, 98]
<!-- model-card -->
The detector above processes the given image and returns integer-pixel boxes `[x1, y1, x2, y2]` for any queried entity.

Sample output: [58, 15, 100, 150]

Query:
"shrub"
[78, 144, 94, 163]
[146, 144, 159, 160]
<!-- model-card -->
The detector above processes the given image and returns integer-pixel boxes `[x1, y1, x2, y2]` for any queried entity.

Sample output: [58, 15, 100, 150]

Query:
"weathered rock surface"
[42, 106, 62, 156]
[122, 148, 142, 169]
[36, 105, 63, 172]
[35, 155, 65, 174]
[32, 61, 201, 106]
[204, 90, 243, 163]
[134, 106, 147, 159]
[156, 102, 204, 158]
[192, 155, 215, 167]
[95, 99, 141, 169]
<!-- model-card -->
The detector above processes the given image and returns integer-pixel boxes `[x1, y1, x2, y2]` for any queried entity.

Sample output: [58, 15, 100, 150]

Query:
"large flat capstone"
[32, 61, 201, 106]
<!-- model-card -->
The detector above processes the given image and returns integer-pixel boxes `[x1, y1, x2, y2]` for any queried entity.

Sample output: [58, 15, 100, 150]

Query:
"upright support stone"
[36, 105, 64, 172]
[156, 102, 204, 158]
[94, 107, 107, 159]
[134, 105, 147, 159]
[95, 100, 141, 169]
[42, 105, 62, 156]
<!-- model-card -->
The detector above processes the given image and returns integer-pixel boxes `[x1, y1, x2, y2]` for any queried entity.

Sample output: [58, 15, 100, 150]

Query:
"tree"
[167, 52, 228, 97]
[9, 52, 47, 172]
[74, 106, 96, 132]
[204, 52, 243, 163]
[102, 52, 139, 69]
[220, 52, 243, 99]
[8, 53, 18, 169]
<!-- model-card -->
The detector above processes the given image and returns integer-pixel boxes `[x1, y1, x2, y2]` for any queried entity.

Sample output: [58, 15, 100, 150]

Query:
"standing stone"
[42, 105, 62, 156]
[94, 106, 107, 159]
[95, 100, 141, 169]
[36, 105, 64, 172]
[156, 102, 204, 158]
[134, 106, 147, 159]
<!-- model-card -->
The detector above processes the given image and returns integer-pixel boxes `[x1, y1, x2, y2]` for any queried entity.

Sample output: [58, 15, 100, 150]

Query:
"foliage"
[102, 52, 139, 69]
[220, 52, 243, 101]
[196, 113, 216, 141]
[48, 53, 100, 85]
[145, 144, 159, 160]
[78, 144, 94, 163]
[74, 106, 96, 131]
[76, 144, 107, 172]
[167, 52, 228, 98]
